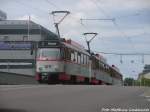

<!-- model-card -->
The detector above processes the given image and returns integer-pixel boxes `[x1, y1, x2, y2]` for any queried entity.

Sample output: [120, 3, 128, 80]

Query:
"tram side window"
[99, 62, 102, 70]
[85, 55, 87, 65]
[61, 48, 65, 60]
[92, 57, 95, 69]
[62, 48, 68, 60]
[86, 56, 89, 65]
[101, 63, 105, 70]
[83, 55, 86, 65]
[81, 54, 84, 64]
[74, 52, 78, 63]
[66, 49, 71, 60]
[95, 59, 99, 69]
[60, 48, 64, 59]
[94, 58, 97, 69]
[102, 64, 104, 70]
[78, 52, 81, 64]
[71, 50, 75, 62]
[93, 59, 96, 69]
[107, 66, 110, 73]
[103, 64, 106, 71]
[102, 63, 105, 70]
[104, 64, 108, 71]
[91, 58, 94, 69]
[64, 48, 67, 60]
[105, 65, 109, 73]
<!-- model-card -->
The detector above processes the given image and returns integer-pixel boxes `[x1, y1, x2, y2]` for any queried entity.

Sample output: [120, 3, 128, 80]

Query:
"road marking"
[140, 93, 150, 102]
[144, 96, 150, 102]
[0, 85, 64, 91]
[0, 85, 45, 91]
[147, 99, 150, 102]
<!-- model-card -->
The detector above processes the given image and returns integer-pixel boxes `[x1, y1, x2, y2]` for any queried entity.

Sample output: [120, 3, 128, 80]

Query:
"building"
[138, 64, 150, 80]
[0, 20, 58, 76]
[0, 20, 58, 41]
[0, 10, 7, 20]
[142, 64, 150, 74]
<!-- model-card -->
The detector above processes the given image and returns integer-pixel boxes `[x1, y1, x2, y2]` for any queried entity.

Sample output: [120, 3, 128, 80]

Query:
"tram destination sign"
[38, 41, 60, 48]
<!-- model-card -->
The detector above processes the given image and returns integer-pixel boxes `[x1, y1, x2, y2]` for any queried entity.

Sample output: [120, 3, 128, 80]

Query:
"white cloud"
[97, 0, 150, 11]
[62, 12, 85, 27]
[76, 0, 97, 12]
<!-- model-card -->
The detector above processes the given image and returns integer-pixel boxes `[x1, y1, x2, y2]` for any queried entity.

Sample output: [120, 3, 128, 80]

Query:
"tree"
[124, 77, 134, 86]
[141, 77, 150, 86]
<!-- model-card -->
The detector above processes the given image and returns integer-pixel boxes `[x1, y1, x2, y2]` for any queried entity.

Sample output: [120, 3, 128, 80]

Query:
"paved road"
[0, 85, 150, 112]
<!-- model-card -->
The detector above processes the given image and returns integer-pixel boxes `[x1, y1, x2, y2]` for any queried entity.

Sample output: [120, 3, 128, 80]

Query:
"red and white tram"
[35, 39, 123, 85]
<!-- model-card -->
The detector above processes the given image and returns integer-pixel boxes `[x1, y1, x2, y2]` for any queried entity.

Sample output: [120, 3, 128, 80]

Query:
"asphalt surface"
[0, 85, 150, 112]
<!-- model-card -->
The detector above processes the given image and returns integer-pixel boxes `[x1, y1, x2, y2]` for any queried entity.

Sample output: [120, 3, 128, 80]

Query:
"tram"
[35, 39, 123, 85]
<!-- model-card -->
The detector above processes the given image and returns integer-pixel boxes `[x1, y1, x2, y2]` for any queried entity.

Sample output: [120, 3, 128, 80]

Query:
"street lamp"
[51, 11, 70, 38]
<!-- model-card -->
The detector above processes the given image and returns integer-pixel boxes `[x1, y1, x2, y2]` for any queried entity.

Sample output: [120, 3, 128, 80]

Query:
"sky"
[0, 0, 150, 79]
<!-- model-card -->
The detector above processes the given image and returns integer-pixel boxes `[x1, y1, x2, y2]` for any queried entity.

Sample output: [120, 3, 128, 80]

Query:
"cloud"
[62, 12, 85, 27]
[76, 0, 97, 12]
[97, 0, 150, 11]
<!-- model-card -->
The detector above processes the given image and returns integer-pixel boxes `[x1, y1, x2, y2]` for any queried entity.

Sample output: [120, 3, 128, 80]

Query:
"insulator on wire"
[120, 55, 123, 64]
[142, 55, 144, 64]
[131, 60, 134, 63]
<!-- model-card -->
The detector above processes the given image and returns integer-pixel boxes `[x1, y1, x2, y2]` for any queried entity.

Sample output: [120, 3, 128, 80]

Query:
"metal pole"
[87, 41, 90, 53]
[89, 60, 92, 83]
[55, 23, 60, 38]
[28, 16, 30, 40]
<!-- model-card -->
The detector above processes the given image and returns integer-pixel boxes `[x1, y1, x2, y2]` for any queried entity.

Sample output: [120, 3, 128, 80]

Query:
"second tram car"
[35, 39, 123, 85]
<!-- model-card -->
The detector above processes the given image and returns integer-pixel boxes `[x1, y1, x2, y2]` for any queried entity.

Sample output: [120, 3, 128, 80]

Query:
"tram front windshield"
[37, 48, 60, 59]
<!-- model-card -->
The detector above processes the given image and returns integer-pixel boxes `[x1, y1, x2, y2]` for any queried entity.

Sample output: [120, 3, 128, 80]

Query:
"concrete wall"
[0, 49, 36, 76]
[144, 73, 150, 79]
[0, 69, 35, 76]
[0, 50, 35, 59]
[0, 72, 38, 84]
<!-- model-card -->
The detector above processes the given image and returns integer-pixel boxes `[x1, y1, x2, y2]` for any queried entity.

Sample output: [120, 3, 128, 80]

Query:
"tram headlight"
[39, 67, 43, 71]
[53, 65, 59, 71]
[44, 65, 51, 69]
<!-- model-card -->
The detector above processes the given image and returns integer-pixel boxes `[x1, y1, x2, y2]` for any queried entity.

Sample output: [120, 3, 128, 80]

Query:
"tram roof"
[62, 42, 90, 55]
